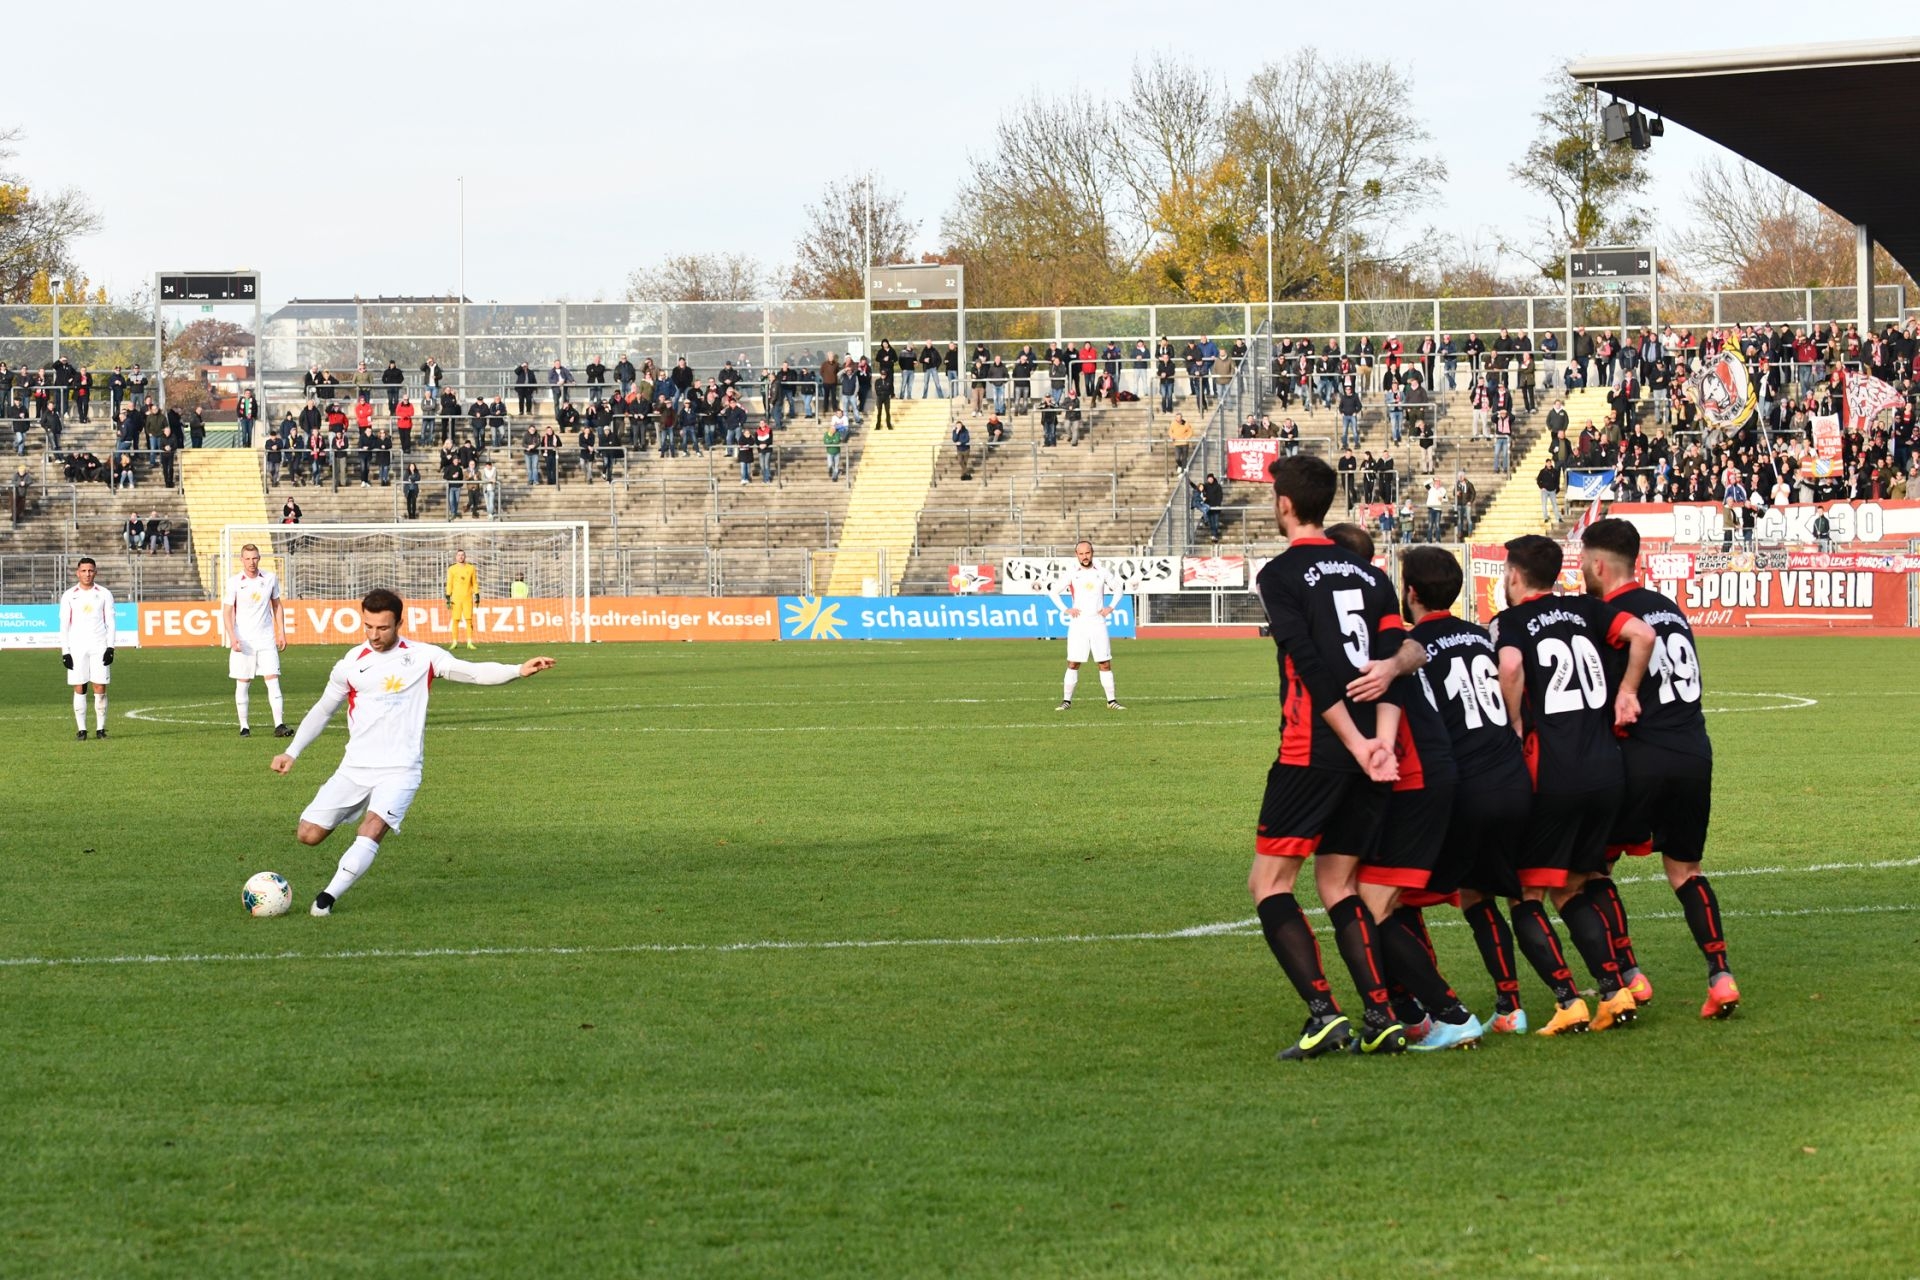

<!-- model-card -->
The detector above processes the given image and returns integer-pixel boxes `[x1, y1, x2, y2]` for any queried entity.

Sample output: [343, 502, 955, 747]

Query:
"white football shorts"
[228, 638, 282, 681]
[1066, 620, 1112, 664]
[300, 766, 422, 833]
[66, 648, 111, 686]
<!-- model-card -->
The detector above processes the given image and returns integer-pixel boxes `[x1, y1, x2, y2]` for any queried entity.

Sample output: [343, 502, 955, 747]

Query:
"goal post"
[217, 521, 592, 644]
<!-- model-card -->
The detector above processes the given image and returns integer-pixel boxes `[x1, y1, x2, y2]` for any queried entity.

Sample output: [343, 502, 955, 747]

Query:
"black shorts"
[1366, 783, 1453, 890]
[1608, 741, 1713, 862]
[1256, 763, 1389, 860]
[1519, 786, 1622, 889]
[1423, 762, 1531, 901]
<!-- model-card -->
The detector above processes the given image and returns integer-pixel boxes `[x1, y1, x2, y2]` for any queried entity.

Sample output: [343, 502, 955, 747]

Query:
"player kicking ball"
[59, 556, 116, 741]
[224, 542, 291, 738]
[1052, 541, 1125, 711]
[270, 587, 554, 916]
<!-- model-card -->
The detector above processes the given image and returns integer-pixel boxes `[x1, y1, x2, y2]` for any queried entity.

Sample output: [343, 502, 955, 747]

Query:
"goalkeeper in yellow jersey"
[444, 550, 480, 649]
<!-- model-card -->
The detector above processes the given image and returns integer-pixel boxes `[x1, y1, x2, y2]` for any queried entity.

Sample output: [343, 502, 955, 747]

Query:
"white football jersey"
[224, 571, 282, 643]
[1052, 565, 1121, 623]
[285, 639, 521, 771]
[59, 583, 116, 653]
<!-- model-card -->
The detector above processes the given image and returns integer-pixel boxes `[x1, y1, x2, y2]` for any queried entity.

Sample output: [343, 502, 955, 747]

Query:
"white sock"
[73, 692, 87, 730]
[324, 836, 382, 900]
[265, 680, 285, 724]
[236, 683, 250, 729]
[94, 692, 108, 729]
[1062, 669, 1079, 702]
[1099, 670, 1116, 702]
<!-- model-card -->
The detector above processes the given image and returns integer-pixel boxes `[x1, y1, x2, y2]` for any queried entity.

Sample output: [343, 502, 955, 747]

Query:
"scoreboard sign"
[158, 273, 258, 302]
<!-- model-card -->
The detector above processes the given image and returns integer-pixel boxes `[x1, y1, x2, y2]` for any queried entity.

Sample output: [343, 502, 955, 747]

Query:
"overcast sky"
[12, 1, 1896, 308]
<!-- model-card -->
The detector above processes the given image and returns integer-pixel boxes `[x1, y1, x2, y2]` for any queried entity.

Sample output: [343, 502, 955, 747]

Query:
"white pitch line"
[121, 703, 1271, 735]
[1, 863, 1914, 972]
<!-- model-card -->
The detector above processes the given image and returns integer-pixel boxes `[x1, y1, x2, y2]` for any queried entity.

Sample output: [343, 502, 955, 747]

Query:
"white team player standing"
[59, 556, 116, 740]
[1051, 540, 1125, 712]
[270, 587, 554, 916]
[223, 543, 291, 738]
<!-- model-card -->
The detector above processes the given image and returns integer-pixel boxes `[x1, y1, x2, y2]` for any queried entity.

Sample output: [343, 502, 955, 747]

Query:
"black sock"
[1510, 899, 1579, 1004]
[1585, 876, 1638, 971]
[1676, 875, 1731, 975]
[1382, 916, 1470, 1024]
[1256, 893, 1340, 1017]
[1464, 900, 1523, 1013]
[1558, 892, 1622, 995]
[1327, 896, 1391, 1018]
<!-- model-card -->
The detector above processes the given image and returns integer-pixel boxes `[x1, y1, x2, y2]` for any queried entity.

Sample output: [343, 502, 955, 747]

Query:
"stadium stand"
[5, 313, 1918, 603]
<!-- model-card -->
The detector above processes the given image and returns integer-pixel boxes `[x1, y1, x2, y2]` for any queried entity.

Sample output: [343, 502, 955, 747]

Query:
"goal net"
[218, 521, 592, 644]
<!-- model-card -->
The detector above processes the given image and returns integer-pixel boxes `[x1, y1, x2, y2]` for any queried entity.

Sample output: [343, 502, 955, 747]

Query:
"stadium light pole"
[457, 177, 466, 303]
[1333, 184, 1350, 351]
[863, 171, 873, 357]
[1265, 163, 1274, 333]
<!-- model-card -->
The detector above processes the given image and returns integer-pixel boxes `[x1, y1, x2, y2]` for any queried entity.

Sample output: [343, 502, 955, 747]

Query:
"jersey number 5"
[1333, 589, 1368, 669]
[1537, 635, 1606, 714]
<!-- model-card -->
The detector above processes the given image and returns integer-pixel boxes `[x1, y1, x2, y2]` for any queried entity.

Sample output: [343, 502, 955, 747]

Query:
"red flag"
[1568, 496, 1605, 542]
[1839, 367, 1902, 430]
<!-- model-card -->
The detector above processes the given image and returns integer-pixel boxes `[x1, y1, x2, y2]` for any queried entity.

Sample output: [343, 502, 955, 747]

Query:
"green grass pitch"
[3, 636, 1917, 1277]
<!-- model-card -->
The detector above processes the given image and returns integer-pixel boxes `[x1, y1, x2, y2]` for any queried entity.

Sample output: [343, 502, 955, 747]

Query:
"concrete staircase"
[1473, 387, 1611, 545]
[826, 399, 951, 594]
[180, 450, 273, 592]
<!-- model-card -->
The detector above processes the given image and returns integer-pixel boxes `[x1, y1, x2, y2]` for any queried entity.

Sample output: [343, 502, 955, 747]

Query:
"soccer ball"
[243, 872, 292, 917]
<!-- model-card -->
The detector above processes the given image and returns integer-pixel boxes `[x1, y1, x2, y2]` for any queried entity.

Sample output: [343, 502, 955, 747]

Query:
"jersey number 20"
[1537, 635, 1607, 714]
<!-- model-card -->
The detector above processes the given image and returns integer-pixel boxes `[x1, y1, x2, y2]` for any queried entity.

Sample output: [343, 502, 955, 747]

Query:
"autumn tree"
[1140, 158, 1264, 303]
[785, 176, 918, 299]
[940, 90, 1140, 308]
[1507, 72, 1652, 280]
[625, 252, 768, 302]
[1677, 157, 1913, 291]
[166, 317, 256, 364]
[0, 129, 100, 303]
[1222, 51, 1447, 301]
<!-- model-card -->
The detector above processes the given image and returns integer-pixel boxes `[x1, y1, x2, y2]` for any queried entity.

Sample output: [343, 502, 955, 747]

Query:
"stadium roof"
[1569, 38, 1920, 280]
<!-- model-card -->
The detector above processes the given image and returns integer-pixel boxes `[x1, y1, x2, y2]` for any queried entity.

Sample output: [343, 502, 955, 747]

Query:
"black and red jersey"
[1492, 591, 1628, 794]
[1595, 582, 1713, 761]
[1411, 612, 1528, 782]
[1386, 665, 1457, 793]
[1255, 537, 1406, 772]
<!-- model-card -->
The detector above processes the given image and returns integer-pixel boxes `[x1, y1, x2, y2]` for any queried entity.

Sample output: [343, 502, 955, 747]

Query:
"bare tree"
[1505, 71, 1651, 280]
[786, 176, 919, 299]
[625, 252, 767, 302]
[1675, 158, 1912, 292]
[1222, 51, 1448, 300]
[0, 128, 101, 303]
[1111, 55, 1228, 246]
[940, 90, 1139, 308]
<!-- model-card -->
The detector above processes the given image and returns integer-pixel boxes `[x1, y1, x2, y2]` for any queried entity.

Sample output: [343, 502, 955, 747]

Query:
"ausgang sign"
[1568, 248, 1653, 280]
[869, 264, 963, 301]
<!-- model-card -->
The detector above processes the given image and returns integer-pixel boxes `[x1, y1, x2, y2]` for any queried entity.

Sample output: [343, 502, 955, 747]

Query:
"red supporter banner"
[1811, 415, 1843, 478]
[1224, 438, 1279, 482]
[1612, 500, 1920, 547]
[947, 564, 998, 594]
[138, 597, 779, 646]
[1181, 556, 1246, 588]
